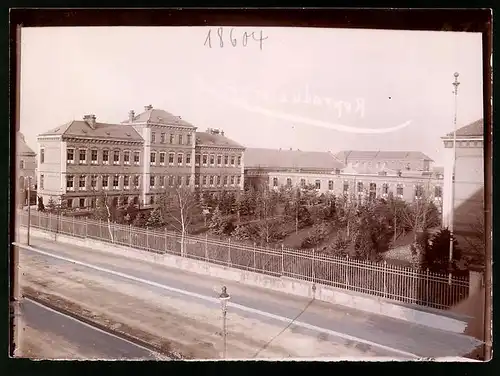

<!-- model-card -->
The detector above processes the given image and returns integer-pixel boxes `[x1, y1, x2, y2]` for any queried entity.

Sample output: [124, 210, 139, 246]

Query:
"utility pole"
[219, 286, 230, 359]
[448, 72, 460, 285]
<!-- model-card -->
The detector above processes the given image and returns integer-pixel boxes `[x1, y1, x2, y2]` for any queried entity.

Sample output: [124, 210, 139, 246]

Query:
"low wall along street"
[17, 225, 470, 334]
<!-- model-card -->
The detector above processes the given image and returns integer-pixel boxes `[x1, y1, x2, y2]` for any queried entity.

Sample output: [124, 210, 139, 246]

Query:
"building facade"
[441, 119, 484, 245]
[36, 106, 245, 209]
[335, 150, 434, 172]
[16, 132, 37, 205]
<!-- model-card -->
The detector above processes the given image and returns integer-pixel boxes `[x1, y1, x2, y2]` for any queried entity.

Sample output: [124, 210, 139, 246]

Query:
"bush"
[301, 222, 332, 249]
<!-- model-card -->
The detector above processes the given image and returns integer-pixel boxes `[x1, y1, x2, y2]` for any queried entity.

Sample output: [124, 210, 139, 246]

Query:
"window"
[133, 151, 140, 165]
[159, 152, 166, 165]
[124, 151, 130, 165]
[20, 160, 24, 169]
[178, 153, 183, 165]
[79, 198, 85, 208]
[396, 184, 403, 196]
[150, 196, 154, 205]
[237, 176, 241, 185]
[343, 182, 349, 193]
[286, 178, 292, 187]
[150, 175, 155, 188]
[210, 154, 215, 166]
[185, 175, 190, 186]
[40, 149, 45, 163]
[123, 196, 128, 205]
[79, 149, 86, 164]
[224, 155, 229, 165]
[415, 185, 423, 199]
[178, 134, 183, 144]
[102, 150, 109, 164]
[133, 176, 139, 188]
[177, 176, 182, 186]
[202, 154, 208, 165]
[230, 176, 235, 185]
[273, 177, 278, 187]
[113, 150, 120, 165]
[230, 156, 235, 166]
[435, 186, 442, 198]
[102, 175, 109, 189]
[209, 176, 214, 185]
[91, 149, 98, 164]
[369, 183, 377, 201]
[151, 132, 156, 143]
[195, 175, 200, 186]
[300, 179, 306, 188]
[66, 175, 74, 190]
[217, 155, 222, 165]
[159, 175, 165, 187]
[169, 134, 174, 144]
[133, 197, 139, 205]
[315, 180, 321, 189]
[328, 180, 334, 190]
[67, 149, 75, 164]
[79, 175, 86, 190]
[169, 152, 174, 165]
[169, 175, 174, 186]
[91, 198, 96, 208]
[187, 134, 192, 145]
[150, 152, 156, 164]
[237, 156, 241, 166]
[202, 175, 207, 186]
[160, 133, 165, 143]
[91, 175, 97, 189]
[67, 199, 73, 208]
[40, 174, 44, 190]
[382, 183, 389, 194]
[216, 175, 221, 185]
[357, 182, 364, 193]
[186, 153, 191, 165]
[223, 176, 228, 186]
[124, 176, 130, 189]
[195, 154, 200, 166]
[113, 175, 119, 190]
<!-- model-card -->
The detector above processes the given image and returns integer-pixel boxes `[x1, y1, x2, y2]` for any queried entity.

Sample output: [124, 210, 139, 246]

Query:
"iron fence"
[17, 210, 469, 310]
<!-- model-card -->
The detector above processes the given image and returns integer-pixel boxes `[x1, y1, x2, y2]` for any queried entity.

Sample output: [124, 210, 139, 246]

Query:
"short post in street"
[219, 286, 230, 359]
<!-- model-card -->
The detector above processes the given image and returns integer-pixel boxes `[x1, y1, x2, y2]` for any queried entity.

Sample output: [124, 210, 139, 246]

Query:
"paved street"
[19, 298, 160, 359]
[17, 236, 482, 358]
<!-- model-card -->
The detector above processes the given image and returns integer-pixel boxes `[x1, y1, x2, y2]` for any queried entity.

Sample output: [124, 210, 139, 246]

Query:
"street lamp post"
[219, 286, 230, 359]
[448, 72, 460, 285]
[26, 176, 32, 246]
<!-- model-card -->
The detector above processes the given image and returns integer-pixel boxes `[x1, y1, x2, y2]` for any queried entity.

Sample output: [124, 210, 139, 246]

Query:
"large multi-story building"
[16, 132, 37, 205]
[334, 150, 435, 172]
[441, 118, 484, 251]
[36, 105, 245, 209]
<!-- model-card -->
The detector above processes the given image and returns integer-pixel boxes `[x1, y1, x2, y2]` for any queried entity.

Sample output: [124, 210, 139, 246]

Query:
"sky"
[19, 27, 484, 166]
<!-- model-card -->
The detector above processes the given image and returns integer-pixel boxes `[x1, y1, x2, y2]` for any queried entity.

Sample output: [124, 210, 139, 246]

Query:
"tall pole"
[219, 286, 230, 359]
[27, 176, 31, 246]
[448, 72, 460, 285]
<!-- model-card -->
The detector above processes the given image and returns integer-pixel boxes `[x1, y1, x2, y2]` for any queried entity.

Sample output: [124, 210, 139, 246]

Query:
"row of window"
[151, 132, 192, 146]
[275, 178, 443, 198]
[40, 148, 142, 166]
[195, 175, 241, 187]
[64, 174, 141, 191]
[66, 195, 140, 209]
[150, 151, 190, 166]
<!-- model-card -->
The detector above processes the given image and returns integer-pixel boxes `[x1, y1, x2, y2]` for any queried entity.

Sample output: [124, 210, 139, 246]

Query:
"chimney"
[128, 110, 135, 122]
[83, 114, 96, 129]
[221, 130, 225, 136]
[144, 105, 153, 111]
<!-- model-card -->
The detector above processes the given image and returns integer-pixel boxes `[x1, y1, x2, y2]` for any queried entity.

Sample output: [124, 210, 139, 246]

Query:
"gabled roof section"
[39, 120, 144, 142]
[124, 106, 197, 128]
[335, 150, 433, 162]
[445, 119, 483, 138]
[16, 132, 36, 156]
[245, 148, 344, 171]
[196, 132, 245, 148]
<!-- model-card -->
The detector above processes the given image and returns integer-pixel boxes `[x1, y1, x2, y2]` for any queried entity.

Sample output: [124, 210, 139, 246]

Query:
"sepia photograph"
[11, 14, 491, 362]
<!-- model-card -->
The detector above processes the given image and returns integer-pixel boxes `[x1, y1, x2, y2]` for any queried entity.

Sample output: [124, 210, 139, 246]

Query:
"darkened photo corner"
[11, 16, 491, 361]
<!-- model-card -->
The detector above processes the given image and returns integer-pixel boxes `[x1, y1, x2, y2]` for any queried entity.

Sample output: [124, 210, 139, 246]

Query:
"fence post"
[205, 233, 208, 261]
[281, 244, 284, 276]
[129, 224, 132, 247]
[227, 238, 231, 267]
[72, 215, 75, 235]
[383, 261, 387, 298]
[253, 243, 256, 271]
[99, 219, 102, 239]
[146, 226, 149, 250]
[164, 227, 167, 253]
[345, 255, 349, 288]
[426, 268, 430, 306]
[49, 213, 52, 233]
[84, 217, 88, 238]
[312, 248, 316, 283]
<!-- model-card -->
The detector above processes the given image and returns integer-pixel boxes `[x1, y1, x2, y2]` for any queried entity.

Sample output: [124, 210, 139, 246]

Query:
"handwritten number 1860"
[204, 27, 268, 50]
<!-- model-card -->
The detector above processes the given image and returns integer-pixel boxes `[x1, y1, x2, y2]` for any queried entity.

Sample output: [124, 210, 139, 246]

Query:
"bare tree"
[158, 186, 200, 256]
[254, 187, 280, 244]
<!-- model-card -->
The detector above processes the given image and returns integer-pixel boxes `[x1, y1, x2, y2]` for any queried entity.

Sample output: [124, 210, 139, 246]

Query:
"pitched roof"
[245, 148, 344, 171]
[445, 119, 483, 137]
[196, 132, 244, 148]
[39, 120, 143, 142]
[124, 106, 196, 128]
[16, 132, 36, 156]
[335, 150, 433, 162]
